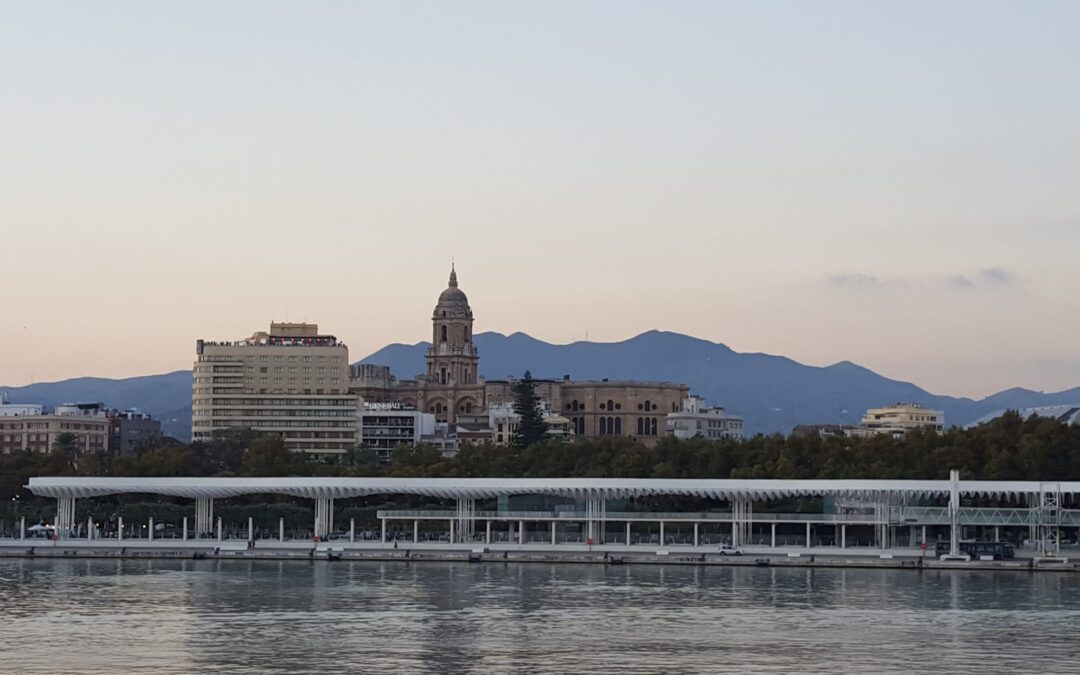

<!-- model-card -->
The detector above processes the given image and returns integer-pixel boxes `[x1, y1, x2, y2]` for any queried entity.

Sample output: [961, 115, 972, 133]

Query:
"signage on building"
[364, 401, 405, 411]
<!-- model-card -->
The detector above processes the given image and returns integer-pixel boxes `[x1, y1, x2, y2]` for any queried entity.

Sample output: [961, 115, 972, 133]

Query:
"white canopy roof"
[25, 476, 1080, 501]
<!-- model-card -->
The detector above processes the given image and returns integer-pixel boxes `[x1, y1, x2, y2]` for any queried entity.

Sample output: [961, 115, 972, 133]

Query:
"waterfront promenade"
[8, 472, 1076, 570]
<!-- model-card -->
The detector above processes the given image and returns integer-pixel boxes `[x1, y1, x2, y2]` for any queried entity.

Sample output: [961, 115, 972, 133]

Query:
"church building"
[349, 267, 689, 444]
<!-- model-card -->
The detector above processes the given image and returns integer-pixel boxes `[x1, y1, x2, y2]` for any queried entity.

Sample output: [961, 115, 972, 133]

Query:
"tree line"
[2, 411, 1077, 498]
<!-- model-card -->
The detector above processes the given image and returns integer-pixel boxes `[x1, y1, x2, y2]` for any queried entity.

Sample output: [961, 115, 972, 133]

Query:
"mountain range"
[3, 331, 1078, 442]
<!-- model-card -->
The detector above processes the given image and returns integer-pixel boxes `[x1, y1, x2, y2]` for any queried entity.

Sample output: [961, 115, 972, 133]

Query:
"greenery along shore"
[2, 412, 1075, 527]
[3, 411, 1077, 494]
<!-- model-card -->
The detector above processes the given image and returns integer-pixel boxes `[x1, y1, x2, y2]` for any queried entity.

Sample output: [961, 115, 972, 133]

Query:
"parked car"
[717, 545, 742, 556]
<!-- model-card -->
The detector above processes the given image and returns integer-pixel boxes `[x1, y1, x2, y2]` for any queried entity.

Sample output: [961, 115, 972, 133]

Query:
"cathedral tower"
[426, 264, 480, 391]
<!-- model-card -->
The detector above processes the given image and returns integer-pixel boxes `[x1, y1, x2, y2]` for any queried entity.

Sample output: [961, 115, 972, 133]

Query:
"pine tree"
[512, 370, 547, 449]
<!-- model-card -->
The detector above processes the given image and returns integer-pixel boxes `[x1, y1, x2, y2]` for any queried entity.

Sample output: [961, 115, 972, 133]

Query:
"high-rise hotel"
[191, 322, 357, 455]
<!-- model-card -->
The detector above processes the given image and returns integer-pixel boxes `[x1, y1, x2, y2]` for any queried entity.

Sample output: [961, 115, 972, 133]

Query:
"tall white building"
[666, 396, 745, 440]
[359, 402, 437, 463]
[192, 322, 357, 456]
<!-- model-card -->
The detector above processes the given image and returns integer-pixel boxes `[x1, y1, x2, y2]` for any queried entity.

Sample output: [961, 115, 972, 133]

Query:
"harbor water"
[1, 559, 1077, 674]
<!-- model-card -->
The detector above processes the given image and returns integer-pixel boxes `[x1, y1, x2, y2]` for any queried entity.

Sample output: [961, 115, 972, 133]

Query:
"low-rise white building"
[860, 402, 944, 438]
[666, 396, 745, 441]
[0, 403, 44, 417]
[488, 402, 575, 445]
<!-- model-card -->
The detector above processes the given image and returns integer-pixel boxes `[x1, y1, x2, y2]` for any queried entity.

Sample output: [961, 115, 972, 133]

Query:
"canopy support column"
[585, 495, 605, 544]
[731, 498, 752, 548]
[948, 469, 961, 557]
[313, 497, 333, 540]
[54, 496, 76, 539]
[195, 497, 214, 538]
[455, 498, 475, 544]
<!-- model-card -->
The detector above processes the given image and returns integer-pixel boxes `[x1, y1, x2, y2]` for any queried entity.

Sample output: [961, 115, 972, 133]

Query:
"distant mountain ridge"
[0, 371, 192, 440]
[3, 331, 1078, 442]
[360, 330, 1080, 435]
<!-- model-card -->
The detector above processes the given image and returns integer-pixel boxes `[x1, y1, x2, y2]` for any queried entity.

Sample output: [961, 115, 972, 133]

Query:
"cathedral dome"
[436, 266, 470, 308]
[438, 286, 469, 306]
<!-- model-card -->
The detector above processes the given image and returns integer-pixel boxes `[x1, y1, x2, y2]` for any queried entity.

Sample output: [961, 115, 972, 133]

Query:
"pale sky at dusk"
[2, 1, 1078, 398]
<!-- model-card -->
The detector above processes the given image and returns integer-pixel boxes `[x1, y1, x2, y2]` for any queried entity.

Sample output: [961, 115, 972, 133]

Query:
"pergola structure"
[24, 473, 1080, 556]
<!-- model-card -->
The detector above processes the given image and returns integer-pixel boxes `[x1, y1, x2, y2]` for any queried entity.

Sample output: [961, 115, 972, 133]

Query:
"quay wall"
[1, 540, 1075, 573]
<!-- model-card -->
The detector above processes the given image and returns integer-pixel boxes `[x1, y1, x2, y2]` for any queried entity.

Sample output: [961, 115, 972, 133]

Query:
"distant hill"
[360, 330, 1080, 436]
[0, 371, 192, 441]
[4, 331, 1078, 441]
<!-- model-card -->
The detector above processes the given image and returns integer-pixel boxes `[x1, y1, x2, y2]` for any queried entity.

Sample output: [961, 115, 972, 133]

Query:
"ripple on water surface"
[1, 559, 1078, 675]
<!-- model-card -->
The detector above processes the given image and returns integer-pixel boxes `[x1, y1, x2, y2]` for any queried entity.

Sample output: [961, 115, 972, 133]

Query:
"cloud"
[977, 267, 1014, 286]
[828, 267, 1020, 292]
[827, 274, 885, 289]
[944, 274, 976, 290]
[943, 267, 1017, 291]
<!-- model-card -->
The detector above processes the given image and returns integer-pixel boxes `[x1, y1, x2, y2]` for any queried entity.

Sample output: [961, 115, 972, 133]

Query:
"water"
[1, 559, 1078, 674]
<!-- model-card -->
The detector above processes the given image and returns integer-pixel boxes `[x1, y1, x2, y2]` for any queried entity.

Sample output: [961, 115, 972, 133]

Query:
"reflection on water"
[0, 559, 1078, 674]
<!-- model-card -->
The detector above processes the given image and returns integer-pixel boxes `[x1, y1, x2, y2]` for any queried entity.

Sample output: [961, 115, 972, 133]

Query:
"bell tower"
[426, 264, 479, 388]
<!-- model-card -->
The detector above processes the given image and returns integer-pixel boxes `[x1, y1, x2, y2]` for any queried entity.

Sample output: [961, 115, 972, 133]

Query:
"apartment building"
[192, 322, 357, 456]
[359, 403, 436, 463]
[0, 402, 109, 455]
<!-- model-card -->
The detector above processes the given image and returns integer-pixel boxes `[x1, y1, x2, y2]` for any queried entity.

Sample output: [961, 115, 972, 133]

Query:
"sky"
[1, 1, 1078, 398]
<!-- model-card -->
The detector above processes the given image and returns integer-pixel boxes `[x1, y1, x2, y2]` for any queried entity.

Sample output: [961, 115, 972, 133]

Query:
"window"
[441, 325, 448, 343]
[614, 417, 622, 435]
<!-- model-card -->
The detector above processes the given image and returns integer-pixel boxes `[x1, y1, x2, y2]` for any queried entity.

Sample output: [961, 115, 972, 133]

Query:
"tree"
[51, 432, 80, 472]
[241, 435, 305, 476]
[512, 370, 547, 449]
